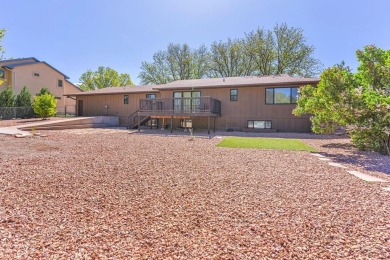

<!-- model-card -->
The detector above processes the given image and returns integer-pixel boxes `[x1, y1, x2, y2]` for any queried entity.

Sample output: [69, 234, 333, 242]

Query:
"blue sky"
[1, 0, 389, 84]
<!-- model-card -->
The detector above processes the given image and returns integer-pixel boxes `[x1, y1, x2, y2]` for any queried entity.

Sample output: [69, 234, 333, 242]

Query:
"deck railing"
[139, 97, 221, 116]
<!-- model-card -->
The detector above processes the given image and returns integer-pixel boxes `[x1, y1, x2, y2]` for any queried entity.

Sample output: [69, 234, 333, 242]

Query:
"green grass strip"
[216, 137, 317, 152]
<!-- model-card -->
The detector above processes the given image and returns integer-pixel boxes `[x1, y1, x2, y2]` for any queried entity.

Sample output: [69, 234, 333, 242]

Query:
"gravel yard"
[0, 127, 389, 258]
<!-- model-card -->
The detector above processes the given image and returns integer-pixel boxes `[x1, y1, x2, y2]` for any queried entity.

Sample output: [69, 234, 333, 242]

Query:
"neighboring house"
[0, 57, 82, 114]
[67, 75, 319, 133]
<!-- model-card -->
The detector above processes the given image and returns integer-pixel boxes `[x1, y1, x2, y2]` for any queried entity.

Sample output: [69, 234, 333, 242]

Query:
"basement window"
[33, 72, 40, 77]
[180, 119, 192, 128]
[247, 120, 272, 129]
[124, 95, 129, 104]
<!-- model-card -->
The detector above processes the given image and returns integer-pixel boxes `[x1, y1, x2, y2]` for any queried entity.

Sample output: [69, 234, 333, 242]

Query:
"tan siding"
[10, 63, 66, 113]
[77, 92, 161, 126]
[76, 85, 311, 132]
[157, 86, 310, 132]
[0, 69, 12, 91]
[64, 81, 81, 114]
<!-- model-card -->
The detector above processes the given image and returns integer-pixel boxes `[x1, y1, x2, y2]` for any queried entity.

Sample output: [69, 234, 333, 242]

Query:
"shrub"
[0, 86, 15, 107]
[32, 93, 57, 119]
[15, 86, 32, 107]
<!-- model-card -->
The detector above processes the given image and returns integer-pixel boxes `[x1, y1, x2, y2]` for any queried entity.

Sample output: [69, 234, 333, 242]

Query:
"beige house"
[0, 57, 82, 114]
[67, 75, 319, 133]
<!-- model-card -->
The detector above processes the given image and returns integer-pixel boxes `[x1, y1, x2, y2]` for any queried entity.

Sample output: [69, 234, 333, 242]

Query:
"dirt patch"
[0, 130, 389, 258]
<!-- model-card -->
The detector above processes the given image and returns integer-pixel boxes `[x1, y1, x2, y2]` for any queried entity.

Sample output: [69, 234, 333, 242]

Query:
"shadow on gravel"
[321, 142, 355, 150]
[321, 151, 390, 175]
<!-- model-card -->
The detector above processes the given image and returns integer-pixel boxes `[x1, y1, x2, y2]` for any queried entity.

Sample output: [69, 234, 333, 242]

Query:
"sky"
[1, 0, 389, 85]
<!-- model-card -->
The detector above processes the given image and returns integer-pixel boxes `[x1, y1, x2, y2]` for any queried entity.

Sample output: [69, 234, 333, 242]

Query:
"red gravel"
[0, 129, 389, 259]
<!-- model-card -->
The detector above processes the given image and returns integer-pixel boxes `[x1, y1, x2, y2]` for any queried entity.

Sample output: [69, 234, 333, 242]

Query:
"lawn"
[216, 136, 318, 152]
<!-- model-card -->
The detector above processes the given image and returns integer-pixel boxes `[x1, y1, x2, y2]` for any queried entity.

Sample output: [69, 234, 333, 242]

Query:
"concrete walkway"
[310, 153, 389, 192]
[0, 126, 31, 137]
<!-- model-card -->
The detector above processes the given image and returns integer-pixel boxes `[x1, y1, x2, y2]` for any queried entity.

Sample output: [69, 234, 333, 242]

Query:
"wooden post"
[208, 116, 210, 135]
[170, 116, 173, 133]
[213, 117, 216, 133]
[138, 113, 140, 132]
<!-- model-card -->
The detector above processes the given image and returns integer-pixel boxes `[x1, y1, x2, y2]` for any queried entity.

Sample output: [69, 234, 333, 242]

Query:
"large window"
[124, 95, 129, 104]
[266, 87, 298, 104]
[0, 69, 5, 79]
[247, 120, 272, 129]
[230, 89, 238, 101]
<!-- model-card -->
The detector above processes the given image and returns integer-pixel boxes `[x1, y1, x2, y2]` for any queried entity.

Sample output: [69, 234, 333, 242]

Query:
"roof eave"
[153, 80, 319, 90]
[66, 89, 159, 96]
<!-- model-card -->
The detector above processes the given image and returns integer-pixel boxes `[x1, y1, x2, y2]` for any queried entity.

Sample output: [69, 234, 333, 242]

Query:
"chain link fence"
[0, 107, 34, 120]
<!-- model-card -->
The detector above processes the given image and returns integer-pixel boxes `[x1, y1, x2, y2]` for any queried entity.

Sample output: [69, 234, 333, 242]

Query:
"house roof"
[67, 85, 159, 96]
[2, 61, 40, 69]
[66, 75, 319, 97]
[0, 57, 70, 79]
[0, 57, 39, 63]
[154, 75, 319, 90]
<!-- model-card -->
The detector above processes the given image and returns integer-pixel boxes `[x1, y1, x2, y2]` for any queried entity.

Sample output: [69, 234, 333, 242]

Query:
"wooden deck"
[136, 97, 221, 134]
[138, 97, 221, 117]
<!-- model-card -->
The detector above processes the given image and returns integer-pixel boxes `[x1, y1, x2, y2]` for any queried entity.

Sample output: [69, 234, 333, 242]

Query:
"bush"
[350, 127, 390, 155]
[32, 93, 57, 119]
[36, 87, 52, 96]
[0, 86, 15, 107]
[15, 86, 32, 107]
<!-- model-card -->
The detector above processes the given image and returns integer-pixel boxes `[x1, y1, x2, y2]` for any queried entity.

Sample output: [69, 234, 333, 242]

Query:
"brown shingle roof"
[67, 75, 319, 96]
[66, 85, 159, 96]
[154, 75, 319, 90]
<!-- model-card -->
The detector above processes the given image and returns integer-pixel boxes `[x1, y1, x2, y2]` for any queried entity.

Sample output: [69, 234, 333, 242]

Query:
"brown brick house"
[0, 57, 82, 114]
[67, 75, 319, 133]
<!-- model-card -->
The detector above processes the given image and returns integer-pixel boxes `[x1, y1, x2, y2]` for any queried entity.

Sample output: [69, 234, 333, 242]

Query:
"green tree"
[139, 23, 321, 84]
[32, 93, 57, 119]
[0, 86, 15, 107]
[36, 87, 52, 96]
[246, 24, 322, 77]
[15, 86, 32, 107]
[294, 45, 390, 155]
[139, 43, 210, 84]
[245, 28, 275, 75]
[79, 66, 134, 91]
[209, 38, 253, 77]
[0, 28, 6, 60]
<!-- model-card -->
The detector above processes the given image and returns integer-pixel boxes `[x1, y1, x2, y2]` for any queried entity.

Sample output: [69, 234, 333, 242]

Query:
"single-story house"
[67, 75, 319, 133]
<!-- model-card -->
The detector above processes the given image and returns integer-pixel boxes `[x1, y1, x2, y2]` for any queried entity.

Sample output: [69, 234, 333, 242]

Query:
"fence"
[55, 105, 76, 116]
[0, 107, 34, 120]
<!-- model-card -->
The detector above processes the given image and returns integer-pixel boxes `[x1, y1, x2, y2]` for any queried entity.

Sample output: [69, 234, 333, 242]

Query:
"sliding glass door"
[173, 91, 200, 113]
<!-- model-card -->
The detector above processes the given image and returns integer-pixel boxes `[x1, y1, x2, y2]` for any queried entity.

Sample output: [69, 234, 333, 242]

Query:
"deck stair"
[127, 110, 150, 129]
[18, 116, 119, 131]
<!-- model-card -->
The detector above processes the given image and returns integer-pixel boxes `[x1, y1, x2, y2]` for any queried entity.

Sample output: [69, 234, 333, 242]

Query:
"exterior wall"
[0, 58, 39, 91]
[12, 63, 67, 113]
[0, 62, 82, 114]
[158, 85, 311, 132]
[64, 81, 80, 115]
[0, 69, 12, 91]
[75, 85, 311, 132]
[77, 92, 161, 126]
